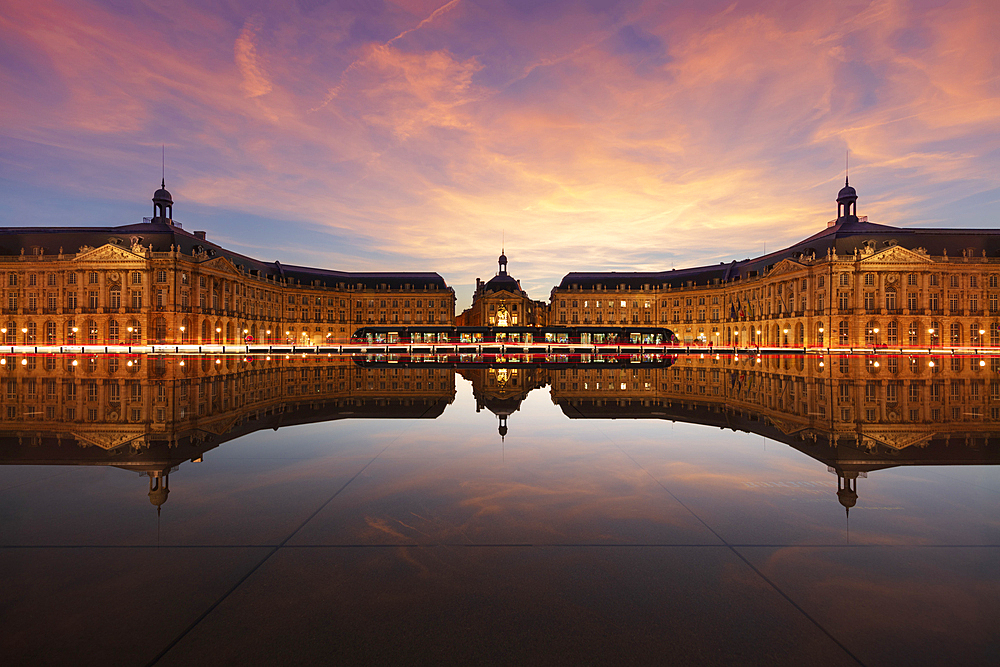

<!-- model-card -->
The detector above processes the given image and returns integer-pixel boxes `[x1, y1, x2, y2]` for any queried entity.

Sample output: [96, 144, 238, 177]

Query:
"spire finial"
[846, 148, 850, 187]
[162, 144, 165, 187]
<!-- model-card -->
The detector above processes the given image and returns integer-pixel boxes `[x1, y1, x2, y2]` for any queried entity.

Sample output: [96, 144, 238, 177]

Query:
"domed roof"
[499, 252, 508, 265]
[484, 273, 522, 293]
[153, 179, 173, 203]
[837, 182, 857, 201]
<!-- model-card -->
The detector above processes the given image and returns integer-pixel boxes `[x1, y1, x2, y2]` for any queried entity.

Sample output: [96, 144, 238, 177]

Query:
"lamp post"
[21, 327, 28, 345]
[179, 325, 186, 344]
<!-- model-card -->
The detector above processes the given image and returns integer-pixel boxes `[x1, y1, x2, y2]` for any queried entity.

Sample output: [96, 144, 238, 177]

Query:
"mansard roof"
[556, 217, 1000, 291]
[0, 221, 451, 290]
[483, 272, 524, 294]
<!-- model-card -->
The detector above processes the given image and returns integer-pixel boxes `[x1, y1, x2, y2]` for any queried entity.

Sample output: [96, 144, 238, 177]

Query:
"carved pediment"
[72, 430, 147, 451]
[767, 415, 808, 436]
[766, 259, 804, 277]
[74, 244, 146, 263]
[858, 429, 934, 451]
[484, 289, 523, 299]
[201, 255, 243, 276]
[860, 245, 933, 265]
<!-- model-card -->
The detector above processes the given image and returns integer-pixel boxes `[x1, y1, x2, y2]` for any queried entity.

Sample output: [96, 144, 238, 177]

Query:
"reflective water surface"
[1, 353, 998, 666]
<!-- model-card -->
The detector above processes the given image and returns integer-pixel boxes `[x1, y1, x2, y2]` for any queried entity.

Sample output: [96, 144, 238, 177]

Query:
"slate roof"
[556, 216, 1000, 290]
[0, 220, 451, 290]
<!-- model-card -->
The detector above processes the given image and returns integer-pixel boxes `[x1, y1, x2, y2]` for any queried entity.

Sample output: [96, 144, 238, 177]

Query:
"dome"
[153, 178, 173, 204]
[837, 184, 857, 200]
[499, 252, 508, 265]
[484, 273, 521, 293]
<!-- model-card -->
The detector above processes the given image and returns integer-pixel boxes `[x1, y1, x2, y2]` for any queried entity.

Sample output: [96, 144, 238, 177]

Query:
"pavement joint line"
[143, 414, 421, 667]
[610, 437, 868, 667]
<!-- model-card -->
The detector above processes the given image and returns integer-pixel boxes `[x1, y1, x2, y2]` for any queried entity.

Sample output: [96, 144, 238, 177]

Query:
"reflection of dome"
[835, 470, 858, 518]
[148, 474, 169, 513]
[837, 487, 857, 509]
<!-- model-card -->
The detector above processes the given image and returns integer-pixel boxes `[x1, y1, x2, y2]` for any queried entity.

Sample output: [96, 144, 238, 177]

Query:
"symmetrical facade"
[456, 252, 547, 327]
[4, 179, 1000, 348]
[0, 183, 456, 346]
[550, 182, 1000, 348]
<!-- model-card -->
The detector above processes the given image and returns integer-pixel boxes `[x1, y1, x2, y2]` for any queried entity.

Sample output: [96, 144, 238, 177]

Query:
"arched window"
[129, 319, 141, 343]
[839, 320, 849, 345]
[864, 320, 878, 345]
[971, 323, 982, 346]
[108, 320, 119, 343]
[46, 321, 56, 343]
[992, 323, 1000, 347]
[26, 322, 37, 343]
[154, 317, 167, 343]
[87, 320, 98, 344]
[950, 323, 962, 346]
[4, 322, 15, 344]
[887, 321, 898, 345]
[796, 323, 804, 346]
[909, 322, 920, 346]
[201, 320, 209, 343]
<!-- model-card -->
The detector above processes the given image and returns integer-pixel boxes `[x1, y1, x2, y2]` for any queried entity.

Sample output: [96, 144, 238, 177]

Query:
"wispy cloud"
[1, 0, 999, 307]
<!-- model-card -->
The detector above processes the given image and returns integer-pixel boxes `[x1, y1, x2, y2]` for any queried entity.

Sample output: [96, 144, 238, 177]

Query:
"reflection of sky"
[3, 1, 1000, 307]
[3, 371, 1000, 663]
[3, 372, 998, 550]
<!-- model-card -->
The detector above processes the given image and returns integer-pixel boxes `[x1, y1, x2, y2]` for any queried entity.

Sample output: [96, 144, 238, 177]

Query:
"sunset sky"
[2, 0, 999, 307]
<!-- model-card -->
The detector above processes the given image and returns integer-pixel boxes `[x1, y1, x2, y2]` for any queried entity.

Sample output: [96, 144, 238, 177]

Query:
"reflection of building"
[460, 364, 547, 440]
[457, 252, 547, 327]
[0, 354, 455, 509]
[0, 183, 455, 346]
[548, 352, 1000, 510]
[5, 347, 1000, 512]
[551, 182, 1000, 348]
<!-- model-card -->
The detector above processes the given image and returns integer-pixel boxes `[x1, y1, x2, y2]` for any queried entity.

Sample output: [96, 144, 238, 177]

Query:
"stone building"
[456, 252, 547, 327]
[550, 182, 1000, 348]
[0, 183, 456, 345]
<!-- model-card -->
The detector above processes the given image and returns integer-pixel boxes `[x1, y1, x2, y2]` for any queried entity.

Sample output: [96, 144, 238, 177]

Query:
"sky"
[2, 0, 999, 308]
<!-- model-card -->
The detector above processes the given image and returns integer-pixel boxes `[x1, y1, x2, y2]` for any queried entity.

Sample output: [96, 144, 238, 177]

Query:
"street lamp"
[21, 327, 27, 345]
